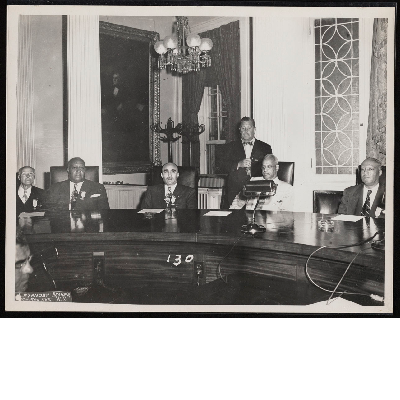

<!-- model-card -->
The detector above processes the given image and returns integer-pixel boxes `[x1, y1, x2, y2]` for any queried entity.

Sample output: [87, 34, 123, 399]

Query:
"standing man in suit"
[16, 166, 45, 216]
[45, 157, 109, 211]
[338, 157, 385, 218]
[142, 162, 197, 209]
[221, 117, 272, 206]
[230, 154, 294, 211]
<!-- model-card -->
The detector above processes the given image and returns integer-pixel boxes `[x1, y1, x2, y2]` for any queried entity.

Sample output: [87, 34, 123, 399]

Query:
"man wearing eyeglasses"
[338, 157, 385, 218]
[221, 117, 272, 207]
[45, 157, 109, 211]
[16, 166, 45, 216]
[15, 227, 33, 292]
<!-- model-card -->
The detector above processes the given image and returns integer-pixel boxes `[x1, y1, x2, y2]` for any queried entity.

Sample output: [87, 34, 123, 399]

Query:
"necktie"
[168, 187, 172, 196]
[361, 190, 372, 218]
[23, 190, 28, 203]
[71, 184, 79, 210]
[243, 142, 251, 146]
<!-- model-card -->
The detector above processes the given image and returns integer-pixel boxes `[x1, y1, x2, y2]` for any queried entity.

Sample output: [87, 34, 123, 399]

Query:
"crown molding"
[190, 17, 242, 33]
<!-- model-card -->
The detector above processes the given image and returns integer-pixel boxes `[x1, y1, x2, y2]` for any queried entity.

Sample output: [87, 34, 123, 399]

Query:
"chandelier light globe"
[163, 36, 178, 49]
[154, 41, 168, 55]
[199, 38, 213, 51]
[186, 33, 201, 48]
[154, 16, 213, 74]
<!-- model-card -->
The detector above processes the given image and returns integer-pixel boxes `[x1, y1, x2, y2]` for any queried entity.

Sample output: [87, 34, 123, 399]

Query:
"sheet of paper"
[18, 211, 46, 218]
[203, 211, 232, 217]
[138, 209, 164, 214]
[250, 177, 264, 181]
[331, 215, 363, 222]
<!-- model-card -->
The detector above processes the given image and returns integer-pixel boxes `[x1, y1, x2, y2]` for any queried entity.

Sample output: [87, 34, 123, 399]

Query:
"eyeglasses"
[361, 167, 378, 173]
[20, 173, 35, 177]
[70, 167, 86, 171]
[15, 255, 33, 270]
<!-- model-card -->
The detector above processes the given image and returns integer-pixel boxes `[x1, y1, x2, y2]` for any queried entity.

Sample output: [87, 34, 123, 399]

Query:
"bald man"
[338, 157, 385, 218]
[142, 163, 197, 209]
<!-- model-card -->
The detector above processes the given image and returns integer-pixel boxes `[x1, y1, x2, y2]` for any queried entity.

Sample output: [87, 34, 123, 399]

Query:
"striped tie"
[361, 190, 372, 218]
[23, 190, 28, 203]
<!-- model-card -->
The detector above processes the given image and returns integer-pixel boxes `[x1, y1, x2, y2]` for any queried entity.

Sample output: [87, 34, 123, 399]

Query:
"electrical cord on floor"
[305, 240, 384, 304]
[217, 234, 246, 284]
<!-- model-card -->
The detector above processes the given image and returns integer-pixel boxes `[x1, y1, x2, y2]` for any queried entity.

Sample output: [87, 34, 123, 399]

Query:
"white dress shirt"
[362, 183, 379, 205]
[18, 186, 32, 203]
[242, 138, 255, 159]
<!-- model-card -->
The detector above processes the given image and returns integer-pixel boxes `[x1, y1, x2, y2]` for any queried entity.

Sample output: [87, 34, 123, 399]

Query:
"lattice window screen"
[315, 18, 359, 175]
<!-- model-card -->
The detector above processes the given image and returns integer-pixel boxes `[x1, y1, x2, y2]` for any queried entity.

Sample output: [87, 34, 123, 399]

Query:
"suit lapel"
[354, 185, 364, 216]
[371, 183, 385, 217]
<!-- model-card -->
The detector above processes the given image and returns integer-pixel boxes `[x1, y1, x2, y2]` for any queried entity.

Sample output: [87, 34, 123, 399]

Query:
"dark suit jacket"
[221, 139, 272, 206]
[16, 185, 46, 216]
[338, 183, 385, 218]
[142, 184, 197, 209]
[45, 179, 110, 211]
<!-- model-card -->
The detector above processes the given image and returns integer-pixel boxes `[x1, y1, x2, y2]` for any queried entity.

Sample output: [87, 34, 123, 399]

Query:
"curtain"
[181, 67, 207, 167]
[67, 15, 103, 179]
[366, 18, 387, 164]
[16, 15, 35, 169]
[182, 21, 241, 167]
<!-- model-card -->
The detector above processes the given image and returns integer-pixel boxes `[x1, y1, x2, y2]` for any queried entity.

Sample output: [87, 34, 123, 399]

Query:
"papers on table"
[331, 215, 364, 222]
[19, 211, 45, 218]
[203, 211, 232, 217]
[138, 209, 164, 214]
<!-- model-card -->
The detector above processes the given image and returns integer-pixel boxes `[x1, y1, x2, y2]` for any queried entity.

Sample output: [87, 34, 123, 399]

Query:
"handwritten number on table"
[167, 254, 194, 266]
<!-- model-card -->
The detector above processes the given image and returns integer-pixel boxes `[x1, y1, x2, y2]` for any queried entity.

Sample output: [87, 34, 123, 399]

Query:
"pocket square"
[90, 194, 101, 198]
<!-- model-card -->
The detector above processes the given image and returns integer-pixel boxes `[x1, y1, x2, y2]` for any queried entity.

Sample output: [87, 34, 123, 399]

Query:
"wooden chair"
[313, 190, 343, 214]
[277, 162, 295, 185]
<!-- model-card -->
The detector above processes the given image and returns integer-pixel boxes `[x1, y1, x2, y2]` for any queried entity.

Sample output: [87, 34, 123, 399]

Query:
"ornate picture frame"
[99, 21, 161, 174]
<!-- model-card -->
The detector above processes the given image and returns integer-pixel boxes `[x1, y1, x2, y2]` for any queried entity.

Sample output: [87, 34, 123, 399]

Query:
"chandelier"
[154, 16, 213, 74]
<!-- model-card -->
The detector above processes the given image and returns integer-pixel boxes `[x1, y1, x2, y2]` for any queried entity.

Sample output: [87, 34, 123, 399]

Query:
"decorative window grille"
[315, 18, 359, 174]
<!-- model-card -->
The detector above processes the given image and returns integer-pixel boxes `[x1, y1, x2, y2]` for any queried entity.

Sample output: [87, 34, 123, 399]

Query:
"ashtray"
[318, 219, 335, 232]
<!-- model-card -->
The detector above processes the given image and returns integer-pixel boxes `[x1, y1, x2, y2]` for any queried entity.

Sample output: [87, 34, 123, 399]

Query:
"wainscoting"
[105, 185, 147, 209]
[106, 185, 223, 210]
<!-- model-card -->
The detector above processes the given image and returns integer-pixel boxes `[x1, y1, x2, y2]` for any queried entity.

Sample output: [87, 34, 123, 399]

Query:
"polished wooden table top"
[21, 209, 385, 261]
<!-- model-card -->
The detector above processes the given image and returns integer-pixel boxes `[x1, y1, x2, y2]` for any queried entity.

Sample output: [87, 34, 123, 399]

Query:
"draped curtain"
[16, 15, 35, 169]
[366, 18, 387, 164]
[182, 21, 241, 168]
[67, 15, 103, 179]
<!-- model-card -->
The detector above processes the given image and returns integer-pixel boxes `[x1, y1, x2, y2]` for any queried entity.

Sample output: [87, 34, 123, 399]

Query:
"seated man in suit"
[338, 157, 385, 218]
[221, 117, 272, 206]
[16, 166, 45, 216]
[230, 154, 294, 211]
[142, 162, 197, 209]
[15, 227, 33, 292]
[45, 157, 109, 211]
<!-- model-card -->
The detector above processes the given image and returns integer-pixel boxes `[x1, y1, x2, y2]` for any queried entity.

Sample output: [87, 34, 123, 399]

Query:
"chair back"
[151, 166, 198, 192]
[355, 165, 386, 185]
[313, 190, 343, 214]
[50, 166, 99, 186]
[277, 162, 295, 185]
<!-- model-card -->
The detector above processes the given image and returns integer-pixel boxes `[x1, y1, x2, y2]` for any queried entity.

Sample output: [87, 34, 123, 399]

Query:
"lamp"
[154, 16, 213, 74]
[241, 180, 277, 236]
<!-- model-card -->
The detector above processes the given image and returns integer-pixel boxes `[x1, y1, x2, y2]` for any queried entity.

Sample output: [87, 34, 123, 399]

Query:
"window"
[199, 85, 227, 174]
[315, 18, 360, 175]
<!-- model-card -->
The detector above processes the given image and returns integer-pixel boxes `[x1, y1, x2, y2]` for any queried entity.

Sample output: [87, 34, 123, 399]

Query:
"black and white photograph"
[5, 5, 395, 313]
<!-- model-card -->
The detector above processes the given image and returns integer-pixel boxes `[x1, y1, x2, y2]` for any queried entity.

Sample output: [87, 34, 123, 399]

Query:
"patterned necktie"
[361, 189, 372, 217]
[23, 189, 28, 203]
[71, 184, 79, 210]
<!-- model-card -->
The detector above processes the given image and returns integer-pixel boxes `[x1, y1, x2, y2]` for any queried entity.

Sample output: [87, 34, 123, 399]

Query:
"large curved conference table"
[22, 209, 385, 306]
